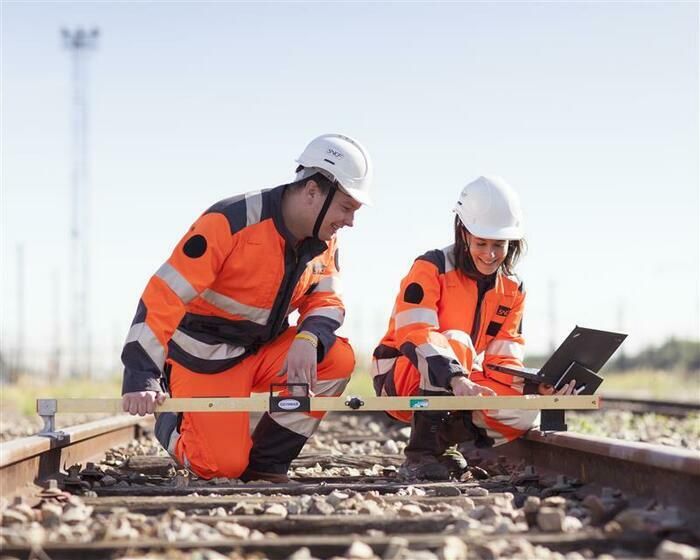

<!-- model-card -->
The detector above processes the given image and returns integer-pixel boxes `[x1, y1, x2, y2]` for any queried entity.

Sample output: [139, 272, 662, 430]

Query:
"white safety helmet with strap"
[454, 176, 524, 240]
[295, 133, 373, 206]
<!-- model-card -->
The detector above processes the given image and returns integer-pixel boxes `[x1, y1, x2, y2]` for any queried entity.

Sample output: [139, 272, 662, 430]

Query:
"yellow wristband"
[295, 332, 318, 348]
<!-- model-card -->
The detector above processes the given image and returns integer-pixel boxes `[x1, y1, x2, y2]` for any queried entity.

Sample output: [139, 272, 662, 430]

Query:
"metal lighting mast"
[62, 27, 99, 378]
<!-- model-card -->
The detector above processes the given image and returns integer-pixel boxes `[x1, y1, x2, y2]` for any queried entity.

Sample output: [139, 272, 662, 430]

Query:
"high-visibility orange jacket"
[122, 185, 345, 394]
[372, 245, 526, 395]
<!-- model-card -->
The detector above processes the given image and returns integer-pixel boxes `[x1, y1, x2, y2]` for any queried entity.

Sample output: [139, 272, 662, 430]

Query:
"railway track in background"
[599, 396, 700, 418]
[1, 402, 699, 560]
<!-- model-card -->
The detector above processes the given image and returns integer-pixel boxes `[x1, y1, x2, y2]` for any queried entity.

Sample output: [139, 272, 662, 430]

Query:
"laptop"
[488, 326, 627, 394]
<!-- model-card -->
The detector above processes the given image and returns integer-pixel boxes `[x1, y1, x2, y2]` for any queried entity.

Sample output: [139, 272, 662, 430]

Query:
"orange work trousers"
[167, 327, 354, 479]
[387, 356, 539, 447]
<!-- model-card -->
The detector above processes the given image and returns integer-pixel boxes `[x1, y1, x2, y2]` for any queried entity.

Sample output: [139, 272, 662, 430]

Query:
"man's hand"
[538, 379, 577, 396]
[450, 376, 497, 397]
[281, 332, 318, 396]
[122, 391, 167, 416]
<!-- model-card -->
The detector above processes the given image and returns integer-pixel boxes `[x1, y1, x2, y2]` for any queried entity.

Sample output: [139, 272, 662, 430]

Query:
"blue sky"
[1, 1, 698, 376]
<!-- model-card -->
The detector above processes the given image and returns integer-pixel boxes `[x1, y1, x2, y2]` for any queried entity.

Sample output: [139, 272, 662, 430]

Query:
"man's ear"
[304, 179, 320, 202]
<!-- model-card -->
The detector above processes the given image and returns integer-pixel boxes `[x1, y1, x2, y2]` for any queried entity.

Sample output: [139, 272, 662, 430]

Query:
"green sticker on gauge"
[409, 399, 429, 409]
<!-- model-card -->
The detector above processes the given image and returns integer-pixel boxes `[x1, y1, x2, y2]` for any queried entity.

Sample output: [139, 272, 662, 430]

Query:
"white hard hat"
[295, 133, 373, 205]
[454, 176, 524, 240]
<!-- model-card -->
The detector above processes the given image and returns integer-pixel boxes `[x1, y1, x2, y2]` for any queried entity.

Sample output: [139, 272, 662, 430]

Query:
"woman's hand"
[538, 379, 577, 395]
[450, 376, 497, 397]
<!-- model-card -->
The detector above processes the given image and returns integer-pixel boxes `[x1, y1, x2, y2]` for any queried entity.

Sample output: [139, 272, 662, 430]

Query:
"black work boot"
[241, 413, 306, 483]
[399, 410, 450, 481]
[436, 412, 473, 475]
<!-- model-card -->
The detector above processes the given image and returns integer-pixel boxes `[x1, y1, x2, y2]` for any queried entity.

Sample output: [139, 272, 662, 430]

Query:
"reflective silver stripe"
[245, 190, 263, 226]
[167, 428, 180, 456]
[471, 412, 509, 446]
[416, 341, 459, 361]
[171, 329, 246, 361]
[472, 351, 485, 372]
[442, 329, 475, 352]
[481, 409, 539, 431]
[486, 340, 525, 361]
[415, 343, 456, 393]
[314, 377, 349, 396]
[125, 323, 165, 373]
[201, 289, 271, 325]
[155, 262, 198, 304]
[417, 352, 450, 393]
[270, 411, 321, 437]
[442, 244, 456, 273]
[312, 275, 342, 294]
[303, 306, 344, 324]
[372, 357, 397, 377]
[394, 308, 439, 330]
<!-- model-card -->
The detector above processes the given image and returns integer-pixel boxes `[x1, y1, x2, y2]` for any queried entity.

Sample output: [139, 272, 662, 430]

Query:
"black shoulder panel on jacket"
[416, 249, 446, 274]
[205, 189, 273, 234]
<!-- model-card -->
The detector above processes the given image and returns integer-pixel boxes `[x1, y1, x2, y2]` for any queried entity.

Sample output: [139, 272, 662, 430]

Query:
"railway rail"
[1, 397, 699, 560]
[599, 397, 700, 418]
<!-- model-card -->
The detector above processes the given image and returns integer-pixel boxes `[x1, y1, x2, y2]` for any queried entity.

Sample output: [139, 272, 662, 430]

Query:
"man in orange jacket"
[121, 134, 372, 482]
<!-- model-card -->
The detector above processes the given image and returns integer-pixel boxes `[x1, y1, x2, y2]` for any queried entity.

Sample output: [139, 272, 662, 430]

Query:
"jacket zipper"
[470, 280, 489, 346]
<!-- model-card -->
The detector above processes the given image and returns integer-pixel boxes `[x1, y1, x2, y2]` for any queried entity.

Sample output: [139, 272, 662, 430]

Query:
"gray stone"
[523, 496, 541, 513]
[398, 427, 412, 440]
[398, 504, 423, 517]
[537, 507, 565, 532]
[265, 503, 288, 517]
[542, 496, 567, 509]
[309, 498, 335, 516]
[562, 516, 583, 533]
[655, 540, 700, 560]
[39, 503, 63, 527]
[382, 440, 399, 454]
[382, 537, 409, 560]
[357, 501, 384, 516]
[326, 490, 350, 507]
[346, 540, 375, 559]
[288, 547, 316, 560]
[615, 509, 647, 532]
[463, 486, 489, 497]
[2, 508, 29, 526]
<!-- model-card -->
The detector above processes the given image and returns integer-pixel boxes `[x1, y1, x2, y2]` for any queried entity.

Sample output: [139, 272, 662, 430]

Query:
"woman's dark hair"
[453, 216, 526, 277]
[288, 165, 334, 194]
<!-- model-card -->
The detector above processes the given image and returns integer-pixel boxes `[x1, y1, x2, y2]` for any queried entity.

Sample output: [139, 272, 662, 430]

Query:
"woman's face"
[464, 232, 509, 275]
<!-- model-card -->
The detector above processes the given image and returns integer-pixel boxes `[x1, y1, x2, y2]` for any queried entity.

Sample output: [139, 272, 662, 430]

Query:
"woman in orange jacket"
[372, 176, 575, 480]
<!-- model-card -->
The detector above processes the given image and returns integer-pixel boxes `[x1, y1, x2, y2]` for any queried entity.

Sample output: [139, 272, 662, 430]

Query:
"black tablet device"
[488, 326, 626, 394]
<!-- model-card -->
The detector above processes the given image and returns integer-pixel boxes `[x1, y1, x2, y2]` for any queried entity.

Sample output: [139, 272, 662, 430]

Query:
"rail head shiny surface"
[525, 430, 700, 476]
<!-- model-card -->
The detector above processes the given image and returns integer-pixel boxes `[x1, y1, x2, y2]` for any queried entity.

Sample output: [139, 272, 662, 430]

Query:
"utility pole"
[617, 300, 627, 370]
[61, 27, 99, 378]
[548, 279, 557, 354]
[49, 267, 62, 381]
[12, 244, 25, 383]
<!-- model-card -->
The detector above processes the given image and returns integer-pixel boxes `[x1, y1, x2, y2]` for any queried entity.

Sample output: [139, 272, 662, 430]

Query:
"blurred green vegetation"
[525, 338, 700, 374]
[0, 375, 122, 416]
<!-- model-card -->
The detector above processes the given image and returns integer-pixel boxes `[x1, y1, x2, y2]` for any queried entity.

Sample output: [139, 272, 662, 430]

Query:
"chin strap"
[312, 184, 338, 239]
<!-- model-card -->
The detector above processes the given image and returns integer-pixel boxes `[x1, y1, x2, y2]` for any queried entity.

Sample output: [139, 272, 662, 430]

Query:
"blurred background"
[1, 2, 698, 408]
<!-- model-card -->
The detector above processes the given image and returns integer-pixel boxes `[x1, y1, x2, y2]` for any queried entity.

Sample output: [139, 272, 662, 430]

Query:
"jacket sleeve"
[121, 212, 234, 394]
[483, 285, 526, 388]
[297, 238, 345, 361]
[392, 259, 473, 392]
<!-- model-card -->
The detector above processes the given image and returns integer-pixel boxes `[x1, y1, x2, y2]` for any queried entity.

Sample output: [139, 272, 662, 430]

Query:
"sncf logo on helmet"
[295, 133, 374, 206]
[326, 148, 344, 159]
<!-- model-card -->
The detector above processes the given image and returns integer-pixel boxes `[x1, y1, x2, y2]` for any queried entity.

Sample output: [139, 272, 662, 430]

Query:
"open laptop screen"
[538, 326, 627, 385]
